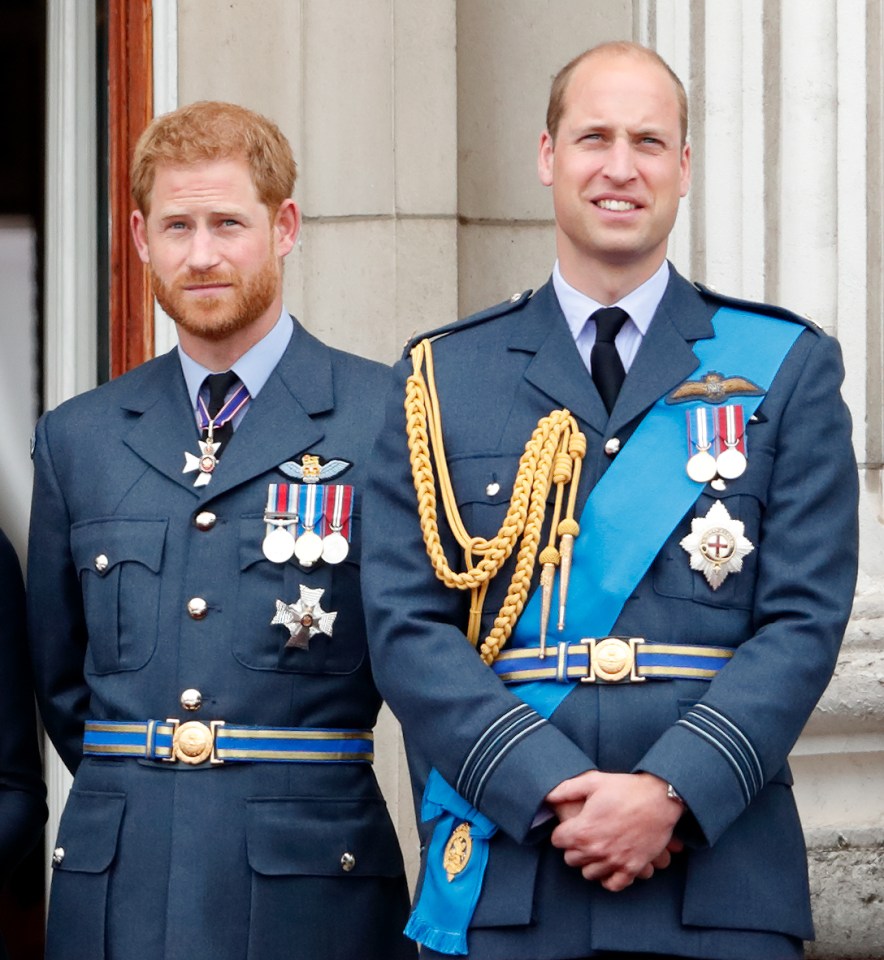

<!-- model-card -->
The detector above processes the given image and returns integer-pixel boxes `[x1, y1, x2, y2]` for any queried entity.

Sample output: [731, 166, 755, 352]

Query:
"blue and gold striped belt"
[83, 719, 374, 766]
[491, 637, 734, 684]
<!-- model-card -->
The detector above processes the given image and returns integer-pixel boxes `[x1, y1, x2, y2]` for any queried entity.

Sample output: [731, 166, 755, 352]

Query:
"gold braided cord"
[405, 337, 585, 665]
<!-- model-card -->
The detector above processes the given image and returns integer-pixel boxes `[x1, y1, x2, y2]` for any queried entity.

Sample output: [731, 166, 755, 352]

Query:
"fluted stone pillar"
[647, 2, 884, 955]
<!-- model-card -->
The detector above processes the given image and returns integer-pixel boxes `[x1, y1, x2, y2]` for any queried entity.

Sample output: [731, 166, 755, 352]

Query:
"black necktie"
[589, 306, 629, 414]
[203, 371, 240, 454]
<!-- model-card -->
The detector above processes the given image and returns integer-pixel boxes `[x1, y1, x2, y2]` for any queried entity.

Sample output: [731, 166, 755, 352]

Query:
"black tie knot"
[591, 306, 629, 344]
[204, 371, 240, 419]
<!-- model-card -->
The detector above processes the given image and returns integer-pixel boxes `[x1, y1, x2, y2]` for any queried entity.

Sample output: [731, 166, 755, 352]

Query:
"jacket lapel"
[607, 268, 717, 436]
[510, 270, 718, 439]
[512, 281, 610, 435]
[121, 352, 206, 498]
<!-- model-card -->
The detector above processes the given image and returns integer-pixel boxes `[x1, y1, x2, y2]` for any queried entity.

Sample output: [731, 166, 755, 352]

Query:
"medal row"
[685, 404, 748, 485]
[262, 483, 354, 566]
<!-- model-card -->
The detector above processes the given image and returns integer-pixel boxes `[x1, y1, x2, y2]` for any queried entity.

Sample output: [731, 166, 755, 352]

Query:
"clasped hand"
[546, 770, 685, 892]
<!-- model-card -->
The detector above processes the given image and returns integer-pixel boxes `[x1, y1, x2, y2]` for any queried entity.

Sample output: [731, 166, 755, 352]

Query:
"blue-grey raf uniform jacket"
[362, 268, 859, 959]
[27, 318, 415, 960]
[0, 528, 46, 960]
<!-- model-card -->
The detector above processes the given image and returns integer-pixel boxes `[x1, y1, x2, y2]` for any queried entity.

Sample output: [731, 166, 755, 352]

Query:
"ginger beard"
[151, 244, 280, 342]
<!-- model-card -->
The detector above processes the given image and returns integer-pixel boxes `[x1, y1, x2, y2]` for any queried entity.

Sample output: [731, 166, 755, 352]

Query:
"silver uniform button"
[94, 554, 109, 573]
[187, 597, 209, 620]
[194, 511, 217, 531]
[52, 846, 65, 867]
[340, 852, 356, 872]
[604, 437, 621, 457]
[485, 482, 500, 497]
[180, 688, 203, 711]
[509, 292, 521, 303]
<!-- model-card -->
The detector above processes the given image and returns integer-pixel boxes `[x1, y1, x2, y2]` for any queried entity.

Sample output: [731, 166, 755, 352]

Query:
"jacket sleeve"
[362, 360, 594, 843]
[27, 411, 90, 774]
[636, 330, 859, 846]
[0, 528, 47, 880]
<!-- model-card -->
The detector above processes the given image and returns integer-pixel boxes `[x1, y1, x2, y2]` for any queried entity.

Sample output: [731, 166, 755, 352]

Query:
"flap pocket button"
[52, 846, 65, 867]
[340, 852, 356, 872]
[187, 597, 208, 620]
[94, 554, 109, 573]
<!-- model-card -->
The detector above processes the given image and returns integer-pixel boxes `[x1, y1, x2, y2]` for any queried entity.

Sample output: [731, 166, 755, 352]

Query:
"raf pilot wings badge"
[666, 371, 764, 405]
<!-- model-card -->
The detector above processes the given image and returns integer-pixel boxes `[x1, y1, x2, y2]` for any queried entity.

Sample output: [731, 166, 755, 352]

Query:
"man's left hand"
[547, 770, 684, 891]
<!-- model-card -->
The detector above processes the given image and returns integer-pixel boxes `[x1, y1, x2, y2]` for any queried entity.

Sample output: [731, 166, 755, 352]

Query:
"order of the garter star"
[679, 500, 754, 590]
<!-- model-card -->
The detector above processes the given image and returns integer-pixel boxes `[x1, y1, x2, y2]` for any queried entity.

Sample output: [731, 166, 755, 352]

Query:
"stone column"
[645, 1, 884, 954]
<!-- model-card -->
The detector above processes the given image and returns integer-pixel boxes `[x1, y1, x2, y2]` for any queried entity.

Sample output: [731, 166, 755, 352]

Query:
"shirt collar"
[553, 260, 670, 341]
[178, 308, 293, 409]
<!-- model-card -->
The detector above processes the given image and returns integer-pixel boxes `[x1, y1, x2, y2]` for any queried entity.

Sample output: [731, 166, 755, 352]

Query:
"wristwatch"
[666, 782, 685, 805]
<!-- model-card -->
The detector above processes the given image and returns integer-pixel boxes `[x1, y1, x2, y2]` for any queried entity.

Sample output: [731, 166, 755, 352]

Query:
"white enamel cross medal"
[271, 585, 337, 650]
[183, 437, 222, 487]
[679, 500, 754, 591]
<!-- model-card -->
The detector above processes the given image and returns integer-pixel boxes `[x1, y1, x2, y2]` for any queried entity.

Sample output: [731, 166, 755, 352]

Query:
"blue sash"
[406, 307, 803, 954]
[405, 770, 497, 955]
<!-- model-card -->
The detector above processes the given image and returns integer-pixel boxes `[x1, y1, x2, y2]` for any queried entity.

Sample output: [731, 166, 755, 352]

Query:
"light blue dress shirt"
[553, 260, 669, 375]
[177, 307, 293, 429]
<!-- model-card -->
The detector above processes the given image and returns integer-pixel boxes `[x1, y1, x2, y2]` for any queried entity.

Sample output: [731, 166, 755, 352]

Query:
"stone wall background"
[166, 1, 883, 955]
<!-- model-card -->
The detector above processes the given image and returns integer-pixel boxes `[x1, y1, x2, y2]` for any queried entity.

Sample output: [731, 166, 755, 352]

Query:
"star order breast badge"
[679, 500, 754, 591]
[271, 585, 337, 649]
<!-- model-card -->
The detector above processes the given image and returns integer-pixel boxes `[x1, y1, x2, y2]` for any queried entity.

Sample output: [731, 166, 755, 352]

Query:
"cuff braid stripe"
[457, 704, 545, 804]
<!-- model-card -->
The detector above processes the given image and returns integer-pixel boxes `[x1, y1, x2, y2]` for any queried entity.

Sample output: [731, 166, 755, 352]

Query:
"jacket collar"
[121, 318, 333, 500]
[509, 266, 716, 436]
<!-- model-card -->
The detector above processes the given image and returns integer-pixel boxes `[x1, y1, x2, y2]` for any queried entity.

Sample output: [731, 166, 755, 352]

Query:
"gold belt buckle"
[165, 719, 225, 764]
[580, 637, 645, 683]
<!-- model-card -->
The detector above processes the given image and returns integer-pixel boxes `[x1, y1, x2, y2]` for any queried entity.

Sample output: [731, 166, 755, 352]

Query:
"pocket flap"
[71, 518, 168, 575]
[246, 798, 404, 878]
[53, 791, 125, 874]
[447, 454, 520, 507]
[470, 832, 539, 927]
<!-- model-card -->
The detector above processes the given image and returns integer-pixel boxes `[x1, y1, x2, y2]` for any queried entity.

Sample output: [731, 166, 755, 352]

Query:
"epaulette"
[401, 290, 533, 358]
[693, 281, 822, 334]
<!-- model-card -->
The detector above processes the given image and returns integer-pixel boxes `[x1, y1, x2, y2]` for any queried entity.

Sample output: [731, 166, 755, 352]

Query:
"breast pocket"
[231, 515, 366, 675]
[447, 453, 523, 545]
[652, 446, 772, 611]
[71, 518, 167, 674]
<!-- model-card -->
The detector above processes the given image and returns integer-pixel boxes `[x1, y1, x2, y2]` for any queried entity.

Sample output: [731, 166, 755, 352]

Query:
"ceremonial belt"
[83, 720, 373, 765]
[491, 638, 733, 684]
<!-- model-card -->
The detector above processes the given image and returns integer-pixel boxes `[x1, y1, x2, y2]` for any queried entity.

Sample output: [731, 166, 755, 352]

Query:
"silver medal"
[686, 450, 718, 484]
[716, 446, 747, 480]
[262, 526, 296, 563]
[321, 531, 350, 565]
[294, 530, 323, 566]
[686, 408, 717, 484]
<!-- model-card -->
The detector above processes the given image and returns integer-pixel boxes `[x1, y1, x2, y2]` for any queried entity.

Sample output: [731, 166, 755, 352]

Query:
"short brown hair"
[131, 100, 297, 214]
[545, 42, 688, 146]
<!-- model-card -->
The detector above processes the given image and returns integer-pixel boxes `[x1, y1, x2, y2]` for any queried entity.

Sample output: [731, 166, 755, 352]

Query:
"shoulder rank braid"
[406, 337, 586, 665]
